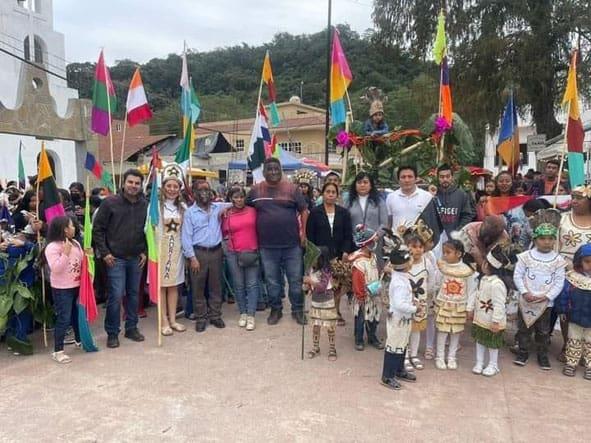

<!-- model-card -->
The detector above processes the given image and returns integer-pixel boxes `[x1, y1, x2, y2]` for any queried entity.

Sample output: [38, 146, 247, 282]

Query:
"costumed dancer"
[557, 244, 591, 380]
[513, 210, 567, 370]
[401, 222, 440, 371]
[304, 246, 338, 361]
[434, 238, 477, 370]
[361, 87, 389, 137]
[350, 224, 383, 351]
[294, 169, 317, 211]
[159, 164, 187, 336]
[380, 231, 417, 390]
[468, 243, 518, 377]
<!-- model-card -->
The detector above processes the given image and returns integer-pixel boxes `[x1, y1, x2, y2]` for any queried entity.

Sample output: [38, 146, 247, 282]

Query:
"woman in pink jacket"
[44, 216, 83, 364]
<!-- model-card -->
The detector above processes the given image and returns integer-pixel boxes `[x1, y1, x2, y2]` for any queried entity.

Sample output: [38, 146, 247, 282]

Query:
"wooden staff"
[554, 98, 571, 208]
[35, 158, 47, 348]
[117, 112, 129, 189]
[102, 49, 117, 192]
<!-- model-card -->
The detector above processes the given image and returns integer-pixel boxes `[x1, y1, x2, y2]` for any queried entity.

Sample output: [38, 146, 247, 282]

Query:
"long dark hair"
[443, 239, 476, 268]
[46, 215, 72, 243]
[493, 171, 515, 196]
[15, 190, 36, 213]
[348, 172, 379, 207]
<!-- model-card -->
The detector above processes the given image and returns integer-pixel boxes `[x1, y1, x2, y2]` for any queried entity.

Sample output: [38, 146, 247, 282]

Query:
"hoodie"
[435, 184, 475, 235]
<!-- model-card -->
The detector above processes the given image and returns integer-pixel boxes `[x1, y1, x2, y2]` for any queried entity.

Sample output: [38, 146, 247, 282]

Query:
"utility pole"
[324, 0, 332, 166]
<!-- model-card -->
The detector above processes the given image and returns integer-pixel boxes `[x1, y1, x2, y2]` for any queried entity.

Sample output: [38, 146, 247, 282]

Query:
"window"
[23, 36, 30, 61]
[33, 35, 45, 64]
[235, 139, 245, 151]
[115, 123, 122, 132]
[278, 141, 302, 154]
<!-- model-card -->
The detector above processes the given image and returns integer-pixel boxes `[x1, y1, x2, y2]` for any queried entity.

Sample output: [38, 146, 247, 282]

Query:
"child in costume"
[513, 216, 567, 370]
[381, 233, 417, 390]
[350, 224, 383, 351]
[402, 224, 439, 371]
[468, 243, 517, 377]
[557, 244, 591, 379]
[434, 239, 477, 370]
[304, 246, 338, 361]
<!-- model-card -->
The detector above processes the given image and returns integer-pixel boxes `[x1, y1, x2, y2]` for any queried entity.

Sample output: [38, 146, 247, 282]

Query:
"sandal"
[563, 365, 576, 377]
[170, 322, 186, 332]
[307, 348, 320, 359]
[328, 350, 337, 361]
[411, 357, 424, 370]
[424, 348, 434, 360]
[51, 351, 72, 364]
[161, 326, 173, 336]
[584, 368, 591, 381]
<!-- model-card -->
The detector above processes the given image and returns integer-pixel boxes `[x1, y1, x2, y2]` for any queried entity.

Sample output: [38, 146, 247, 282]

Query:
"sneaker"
[380, 377, 402, 390]
[355, 343, 365, 351]
[482, 365, 500, 377]
[195, 321, 207, 332]
[435, 357, 447, 370]
[396, 370, 417, 383]
[210, 318, 226, 329]
[238, 314, 248, 328]
[246, 316, 255, 331]
[537, 354, 551, 371]
[106, 334, 119, 348]
[513, 353, 528, 366]
[124, 328, 145, 342]
[368, 336, 385, 350]
[447, 358, 458, 370]
[51, 351, 72, 364]
[472, 363, 484, 375]
[267, 309, 283, 325]
[410, 357, 424, 370]
[64, 329, 76, 345]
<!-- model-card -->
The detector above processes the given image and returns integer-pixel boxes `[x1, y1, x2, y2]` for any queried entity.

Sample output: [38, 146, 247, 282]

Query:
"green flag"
[18, 142, 26, 189]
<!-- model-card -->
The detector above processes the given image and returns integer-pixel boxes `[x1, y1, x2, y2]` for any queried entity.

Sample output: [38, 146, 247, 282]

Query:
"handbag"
[227, 210, 259, 268]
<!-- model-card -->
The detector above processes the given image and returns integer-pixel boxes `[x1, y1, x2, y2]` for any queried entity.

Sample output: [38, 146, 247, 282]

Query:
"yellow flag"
[38, 142, 53, 182]
[262, 50, 273, 83]
[562, 51, 580, 119]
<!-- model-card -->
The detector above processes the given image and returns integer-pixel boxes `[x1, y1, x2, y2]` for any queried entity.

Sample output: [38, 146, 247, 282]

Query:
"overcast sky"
[53, 0, 374, 64]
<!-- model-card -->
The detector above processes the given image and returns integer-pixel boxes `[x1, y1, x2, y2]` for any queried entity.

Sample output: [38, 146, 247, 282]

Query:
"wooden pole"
[35, 147, 47, 348]
[102, 49, 117, 192]
[156, 221, 162, 347]
[554, 99, 571, 208]
[118, 113, 129, 189]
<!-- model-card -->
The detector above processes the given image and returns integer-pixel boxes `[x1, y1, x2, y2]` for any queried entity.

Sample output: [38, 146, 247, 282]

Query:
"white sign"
[527, 134, 546, 151]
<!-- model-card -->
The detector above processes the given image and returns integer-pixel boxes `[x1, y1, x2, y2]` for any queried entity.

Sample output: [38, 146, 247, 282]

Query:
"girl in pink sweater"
[44, 216, 83, 364]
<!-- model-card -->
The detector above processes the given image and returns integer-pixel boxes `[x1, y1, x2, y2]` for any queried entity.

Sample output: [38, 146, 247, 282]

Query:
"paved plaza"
[1, 303, 590, 442]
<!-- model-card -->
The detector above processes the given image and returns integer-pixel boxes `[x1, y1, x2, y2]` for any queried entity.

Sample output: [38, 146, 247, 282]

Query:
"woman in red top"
[222, 187, 260, 331]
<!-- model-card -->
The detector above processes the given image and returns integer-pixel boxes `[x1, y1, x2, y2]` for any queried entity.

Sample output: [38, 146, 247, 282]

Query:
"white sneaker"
[238, 313, 248, 328]
[447, 358, 458, 370]
[246, 316, 255, 331]
[51, 351, 72, 364]
[472, 363, 484, 375]
[483, 365, 500, 377]
[404, 358, 415, 372]
[435, 357, 447, 370]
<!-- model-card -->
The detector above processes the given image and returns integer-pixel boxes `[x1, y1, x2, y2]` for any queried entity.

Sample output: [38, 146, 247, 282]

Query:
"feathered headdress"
[530, 208, 561, 239]
[382, 227, 411, 269]
[293, 169, 316, 185]
[361, 87, 388, 117]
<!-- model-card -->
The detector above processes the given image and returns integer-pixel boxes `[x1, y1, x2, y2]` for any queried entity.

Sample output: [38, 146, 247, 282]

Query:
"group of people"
[1, 157, 591, 392]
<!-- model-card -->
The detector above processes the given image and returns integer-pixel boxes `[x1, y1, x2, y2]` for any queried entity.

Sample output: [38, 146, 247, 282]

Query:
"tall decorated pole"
[433, 9, 453, 164]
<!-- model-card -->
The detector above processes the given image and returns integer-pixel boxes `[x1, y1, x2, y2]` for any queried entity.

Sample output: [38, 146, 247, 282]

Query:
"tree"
[372, 0, 591, 138]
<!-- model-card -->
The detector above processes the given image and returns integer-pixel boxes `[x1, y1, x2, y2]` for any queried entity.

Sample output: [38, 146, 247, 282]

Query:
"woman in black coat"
[306, 182, 353, 324]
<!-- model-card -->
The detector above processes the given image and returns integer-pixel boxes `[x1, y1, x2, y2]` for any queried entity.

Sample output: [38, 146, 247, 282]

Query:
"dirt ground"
[1, 301, 590, 442]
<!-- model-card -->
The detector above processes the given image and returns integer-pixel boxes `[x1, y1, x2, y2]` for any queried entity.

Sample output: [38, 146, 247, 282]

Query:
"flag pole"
[156, 221, 162, 347]
[553, 99, 571, 208]
[36, 146, 47, 348]
[118, 112, 129, 189]
[102, 49, 117, 192]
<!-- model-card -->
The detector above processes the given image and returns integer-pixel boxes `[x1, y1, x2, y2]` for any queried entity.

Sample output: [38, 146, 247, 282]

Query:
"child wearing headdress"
[557, 244, 591, 380]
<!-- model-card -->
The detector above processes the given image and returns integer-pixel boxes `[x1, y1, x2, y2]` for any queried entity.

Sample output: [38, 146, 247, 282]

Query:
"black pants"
[354, 310, 379, 345]
[382, 349, 405, 380]
[517, 307, 552, 357]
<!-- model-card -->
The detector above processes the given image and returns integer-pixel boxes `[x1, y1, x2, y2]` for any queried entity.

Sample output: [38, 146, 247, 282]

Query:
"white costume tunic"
[408, 255, 439, 331]
[385, 271, 417, 354]
[160, 200, 185, 287]
[559, 212, 591, 265]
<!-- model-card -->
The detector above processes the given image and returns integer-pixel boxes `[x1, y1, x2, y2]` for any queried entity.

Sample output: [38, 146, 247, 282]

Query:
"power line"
[0, 46, 68, 81]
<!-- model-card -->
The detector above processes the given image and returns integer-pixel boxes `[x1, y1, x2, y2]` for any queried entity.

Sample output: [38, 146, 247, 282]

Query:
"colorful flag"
[485, 196, 533, 215]
[497, 92, 520, 174]
[262, 51, 280, 127]
[18, 141, 26, 190]
[126, 68, 153, 127]
[84, 151, 114, 191]
[433, 10, 453, 125]
[91, 50, 117, 136]
[38, 143, 65, 223]
[433, 10, 447, 64]
[174, 118, 192, 170]
[247, 104, 273, 182]
[330, 29, 352, 126]
[179, 50, 201, 152]
[144, 166, 160, 305]
[77, 193, 99, 352]
[562, 51, 585, 188]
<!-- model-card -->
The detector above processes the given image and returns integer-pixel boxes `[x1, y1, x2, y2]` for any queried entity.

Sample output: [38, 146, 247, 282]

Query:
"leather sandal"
[161, 326, 173, 336]
[170, 322, 186, 332]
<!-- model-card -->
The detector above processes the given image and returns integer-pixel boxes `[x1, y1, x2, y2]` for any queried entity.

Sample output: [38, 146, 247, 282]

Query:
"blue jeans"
[260, 246, 303, 313]
[52, 287, 81, 352]
[105, 257, 141, 335]
[6, 310, 33, 342]
[225, 251, 260, 316]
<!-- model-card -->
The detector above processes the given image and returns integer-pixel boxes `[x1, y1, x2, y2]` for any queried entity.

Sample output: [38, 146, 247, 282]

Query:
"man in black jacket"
[435, 164, 475, 235]
[93, 169, 148, 348]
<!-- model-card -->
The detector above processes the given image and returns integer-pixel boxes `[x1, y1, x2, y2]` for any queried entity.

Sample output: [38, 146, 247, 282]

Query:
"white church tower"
[0, 0, 89, 187]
